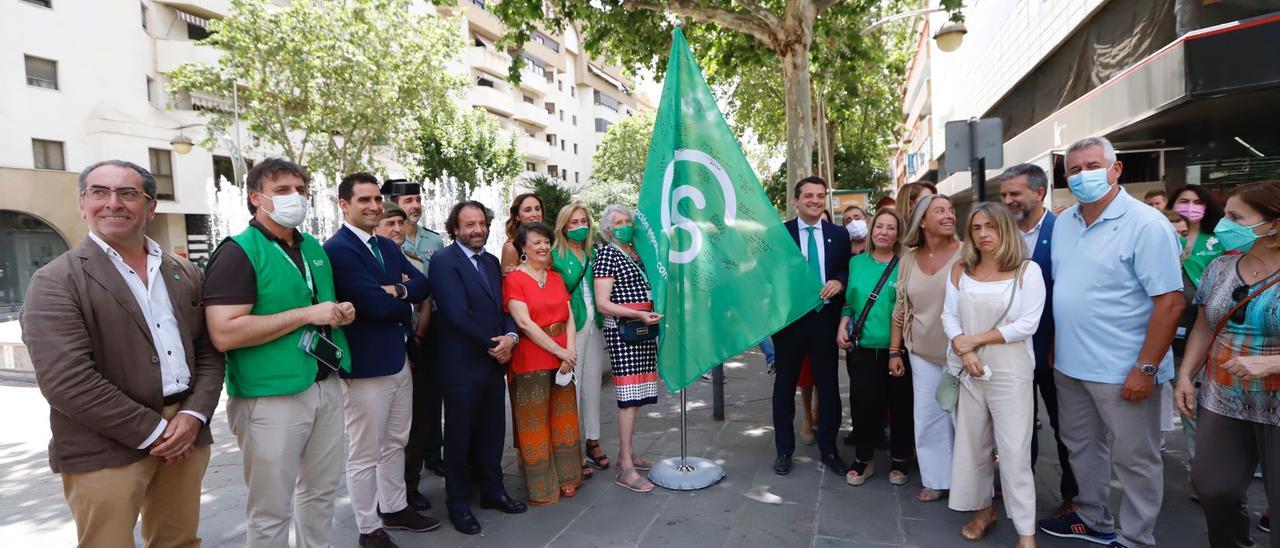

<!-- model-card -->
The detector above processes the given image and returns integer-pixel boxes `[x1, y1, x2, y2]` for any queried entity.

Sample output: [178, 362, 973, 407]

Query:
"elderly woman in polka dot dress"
[593, 205, 662, 494]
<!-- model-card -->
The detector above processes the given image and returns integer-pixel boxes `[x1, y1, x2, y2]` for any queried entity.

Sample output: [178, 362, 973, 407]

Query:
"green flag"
[634, 28, 824, 393]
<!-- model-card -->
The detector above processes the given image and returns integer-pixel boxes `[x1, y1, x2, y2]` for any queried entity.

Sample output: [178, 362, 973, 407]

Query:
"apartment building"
[0, 0, 651, 319]
[889, 0, 1278, 210]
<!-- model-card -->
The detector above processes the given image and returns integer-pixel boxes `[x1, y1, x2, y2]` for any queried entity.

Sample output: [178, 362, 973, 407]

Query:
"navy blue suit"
[1025, 212, 1078, 500]
[427, 242, 516, 514]
[773, 219, 851, 459]
[325, 225, 429, 378]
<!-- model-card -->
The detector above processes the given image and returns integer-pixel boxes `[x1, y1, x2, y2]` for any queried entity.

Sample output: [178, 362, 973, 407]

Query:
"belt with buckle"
[162, 389, 191, 406]
[542, 322, 567, 337]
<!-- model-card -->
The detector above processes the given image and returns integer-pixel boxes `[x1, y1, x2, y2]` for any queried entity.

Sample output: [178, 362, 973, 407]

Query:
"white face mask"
[265, 192, 309, 229]
[845, 219, 868, 239]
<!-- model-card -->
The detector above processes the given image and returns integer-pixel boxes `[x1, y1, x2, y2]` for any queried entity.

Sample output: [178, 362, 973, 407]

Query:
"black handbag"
[845, 256, 900, 347]
[619, 317, 660, 343]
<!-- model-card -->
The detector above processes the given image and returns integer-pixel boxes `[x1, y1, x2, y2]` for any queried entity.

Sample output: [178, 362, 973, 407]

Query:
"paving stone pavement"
[0, 348, 1269, 547]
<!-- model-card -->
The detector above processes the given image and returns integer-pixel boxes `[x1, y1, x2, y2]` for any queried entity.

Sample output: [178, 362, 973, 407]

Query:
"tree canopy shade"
[490, 0, 961, 211]
[167, 0, 464, 185]
[580, 111, 655, 215]
[414, 106, 523, 198]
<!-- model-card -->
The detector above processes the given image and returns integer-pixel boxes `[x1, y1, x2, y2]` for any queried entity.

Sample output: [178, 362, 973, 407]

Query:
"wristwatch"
[394, 283, 408, 300]
[1134, 362, 1159, 376]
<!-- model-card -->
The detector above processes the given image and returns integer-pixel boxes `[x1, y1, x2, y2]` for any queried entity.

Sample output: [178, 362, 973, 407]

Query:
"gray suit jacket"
[20, 238, 224, 474]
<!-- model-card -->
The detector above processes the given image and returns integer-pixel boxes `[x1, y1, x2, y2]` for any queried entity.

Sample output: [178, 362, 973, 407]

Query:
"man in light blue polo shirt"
[1037, 137, 1185, 548]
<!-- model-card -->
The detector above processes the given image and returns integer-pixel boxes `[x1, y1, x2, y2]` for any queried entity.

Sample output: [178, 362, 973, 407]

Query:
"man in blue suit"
[427, 200, 527, 535]
[999, 163, 1078, 517]
[773, 176, 851, 477]
[326, 173, 436, 548]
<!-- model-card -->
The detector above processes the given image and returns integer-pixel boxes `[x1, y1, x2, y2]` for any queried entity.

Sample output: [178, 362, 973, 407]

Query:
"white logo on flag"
[660, 149, 738, 264]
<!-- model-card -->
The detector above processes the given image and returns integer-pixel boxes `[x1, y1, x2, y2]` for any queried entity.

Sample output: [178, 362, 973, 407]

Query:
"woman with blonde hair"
[894, 181, 938, 231]
[940, 202, 1044, 545]
[551, 202, 611, 476]
[889, 193, 961, 503]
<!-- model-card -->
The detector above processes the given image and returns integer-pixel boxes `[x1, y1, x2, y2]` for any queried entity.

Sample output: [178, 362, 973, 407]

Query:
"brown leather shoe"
[359, 529, 399, 548]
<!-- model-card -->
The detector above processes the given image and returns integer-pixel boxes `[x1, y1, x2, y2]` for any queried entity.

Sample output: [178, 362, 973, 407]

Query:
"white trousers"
[574, 321, 607, 440]
[342, 361, 414, 534]
[228, 376, 345, 548]
[948, 360, 1036, 535]
[910, 353, 955, 490]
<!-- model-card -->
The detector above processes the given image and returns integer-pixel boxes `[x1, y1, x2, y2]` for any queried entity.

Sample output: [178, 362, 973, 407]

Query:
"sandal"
[561, 486, 578, 498]
[916, 488, 949, 503]
[614, 468, 655, 493]
[960, 510, 998, 540]
[581, 462, 594, 480]
[845, 461, 874, 486]
[585, 439, 611, 470]
[888, 460, 910, 486]
[632, 456, 654, 471]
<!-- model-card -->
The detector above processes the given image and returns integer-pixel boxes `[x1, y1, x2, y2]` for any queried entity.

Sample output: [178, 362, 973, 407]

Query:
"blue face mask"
[1214, 218, 1274, 253]
[1066, 166, 1113, 203]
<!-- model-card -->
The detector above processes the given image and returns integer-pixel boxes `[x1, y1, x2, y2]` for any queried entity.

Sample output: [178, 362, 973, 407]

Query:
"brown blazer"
[20, 238, 224, 474]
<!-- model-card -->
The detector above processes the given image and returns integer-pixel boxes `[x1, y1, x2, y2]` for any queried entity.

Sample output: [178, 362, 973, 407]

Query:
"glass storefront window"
[0, 211, 69, 320]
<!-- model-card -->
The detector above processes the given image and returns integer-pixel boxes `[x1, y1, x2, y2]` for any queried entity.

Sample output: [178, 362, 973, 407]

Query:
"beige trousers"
[61, 404, 211, 548]
[228, 376, 345, 548]
[341, 361, 414, 533]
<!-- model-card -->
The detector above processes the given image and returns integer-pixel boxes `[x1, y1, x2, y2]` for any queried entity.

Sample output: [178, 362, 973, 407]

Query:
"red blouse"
[503, 269, 571, 374]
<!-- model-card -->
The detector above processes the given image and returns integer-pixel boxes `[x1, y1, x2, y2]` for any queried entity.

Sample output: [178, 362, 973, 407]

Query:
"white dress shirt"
[344, 222, 378, 257]
[1020, 209, 1047, 256]
[88, 232, 206, 449]
[796, 218, 827, 284]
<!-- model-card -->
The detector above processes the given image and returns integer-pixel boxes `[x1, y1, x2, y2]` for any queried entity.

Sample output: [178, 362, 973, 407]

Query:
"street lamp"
[170, 133, 195, 155]
[861, 6, 966, 52]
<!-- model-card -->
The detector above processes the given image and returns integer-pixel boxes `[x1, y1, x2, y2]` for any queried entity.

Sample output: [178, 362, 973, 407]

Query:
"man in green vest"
[381, 179, 447, 509]
[204, 158, 356, 548]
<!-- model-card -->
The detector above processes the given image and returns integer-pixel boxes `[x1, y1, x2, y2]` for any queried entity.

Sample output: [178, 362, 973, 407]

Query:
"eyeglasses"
[81, 186, 151, 203]
[1230, 284, 1252, 324]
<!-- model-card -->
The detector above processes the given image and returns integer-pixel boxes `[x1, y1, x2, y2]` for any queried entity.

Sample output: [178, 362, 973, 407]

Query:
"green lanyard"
[272, 242, 316, 302]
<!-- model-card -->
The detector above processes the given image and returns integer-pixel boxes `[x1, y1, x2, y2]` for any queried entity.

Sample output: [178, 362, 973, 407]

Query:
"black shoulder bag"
[845, 256, 900, 348]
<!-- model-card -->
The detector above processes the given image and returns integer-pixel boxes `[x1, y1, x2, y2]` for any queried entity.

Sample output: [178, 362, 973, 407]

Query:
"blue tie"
[473, 254, 492, 294]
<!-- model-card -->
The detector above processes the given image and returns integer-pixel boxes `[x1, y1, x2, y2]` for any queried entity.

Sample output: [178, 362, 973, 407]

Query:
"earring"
[519, 252, 528, 263]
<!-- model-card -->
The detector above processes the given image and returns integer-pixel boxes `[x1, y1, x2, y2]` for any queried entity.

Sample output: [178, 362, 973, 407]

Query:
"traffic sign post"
[945, 117, 1004, 203]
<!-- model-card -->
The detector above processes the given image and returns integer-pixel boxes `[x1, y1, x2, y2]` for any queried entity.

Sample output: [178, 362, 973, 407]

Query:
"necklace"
[524, 266, 548, 288]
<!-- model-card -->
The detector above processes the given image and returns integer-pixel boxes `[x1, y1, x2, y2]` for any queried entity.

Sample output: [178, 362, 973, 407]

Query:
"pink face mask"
[1173, 202, 1206, 223]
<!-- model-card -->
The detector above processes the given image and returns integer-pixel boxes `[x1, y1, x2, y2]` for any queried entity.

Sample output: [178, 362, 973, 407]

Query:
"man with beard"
[381, 179, 447, 510]
[999, 163, 1078, 518]
[428, 201, 527, 534]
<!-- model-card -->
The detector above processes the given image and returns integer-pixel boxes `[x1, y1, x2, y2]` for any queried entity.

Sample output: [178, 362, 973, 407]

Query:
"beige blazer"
[20, 238, 224, 474]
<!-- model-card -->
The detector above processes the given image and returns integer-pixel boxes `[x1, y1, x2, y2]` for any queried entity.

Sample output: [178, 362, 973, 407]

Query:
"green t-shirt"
[1182, 231, 1224, 288]
[841, 253, 899, 349]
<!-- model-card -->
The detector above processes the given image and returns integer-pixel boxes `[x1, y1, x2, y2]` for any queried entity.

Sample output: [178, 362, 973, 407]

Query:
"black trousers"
[1031, 364, 1079, 501]
[1192, 408, 1279, 548]
[442, 376, 507, 515]
[772, 308, 842, 458]
[404, 352, 444, 494]
[845, 346, 913, 463]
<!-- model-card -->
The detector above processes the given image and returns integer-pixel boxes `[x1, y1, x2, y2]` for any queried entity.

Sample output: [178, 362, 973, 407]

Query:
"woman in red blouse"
[504, 222, 584, 504]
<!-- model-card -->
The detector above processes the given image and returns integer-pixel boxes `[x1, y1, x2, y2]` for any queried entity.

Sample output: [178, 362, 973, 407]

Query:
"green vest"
[221, 227, 351, 398]
[552, 246, 604, 331]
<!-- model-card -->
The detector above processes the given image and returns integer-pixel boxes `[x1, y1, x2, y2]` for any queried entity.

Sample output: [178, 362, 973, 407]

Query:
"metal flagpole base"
[648, 456, 725, 491]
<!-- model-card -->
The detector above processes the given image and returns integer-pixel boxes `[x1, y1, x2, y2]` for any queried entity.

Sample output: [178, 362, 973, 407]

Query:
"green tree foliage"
[488, 0, 961, 210]
[414, 106, 522, 198]
[579, 112, 656, 214]
[526, 174, 574, 221]
[166, 0, 464, 185]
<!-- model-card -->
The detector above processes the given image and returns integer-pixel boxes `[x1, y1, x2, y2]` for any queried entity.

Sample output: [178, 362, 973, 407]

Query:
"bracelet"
[887, 351, 902, 358]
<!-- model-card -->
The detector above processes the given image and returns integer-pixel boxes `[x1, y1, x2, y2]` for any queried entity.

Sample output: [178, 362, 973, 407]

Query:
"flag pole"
[648, 381, 725, 490]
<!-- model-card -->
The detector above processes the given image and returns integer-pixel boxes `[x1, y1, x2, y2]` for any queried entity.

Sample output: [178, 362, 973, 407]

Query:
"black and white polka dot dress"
[594, 244, 659, 408]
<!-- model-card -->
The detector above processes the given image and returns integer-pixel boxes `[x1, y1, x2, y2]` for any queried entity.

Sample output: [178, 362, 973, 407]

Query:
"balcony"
[155, 38, 223, 74]
[465, 46, 511, 79]
[519, 135, 551, 162]
[513, 101, 549, 128]
[467, 85, 514, 117]
[518, 67, 549, 96]
[152, 0, 231, 18]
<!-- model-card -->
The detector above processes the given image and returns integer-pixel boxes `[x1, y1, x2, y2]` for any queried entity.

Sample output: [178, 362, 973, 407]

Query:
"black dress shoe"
[480, 494, 528, 514]
[448, 511, 481, 535]
[406, 490, 431, 511]
[821, 454, 848, 476]
[773, 454, 792, 475]
[425, 461, 446, 478]
[380, 507, 441, 532]
[358, 528, 399, 548]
